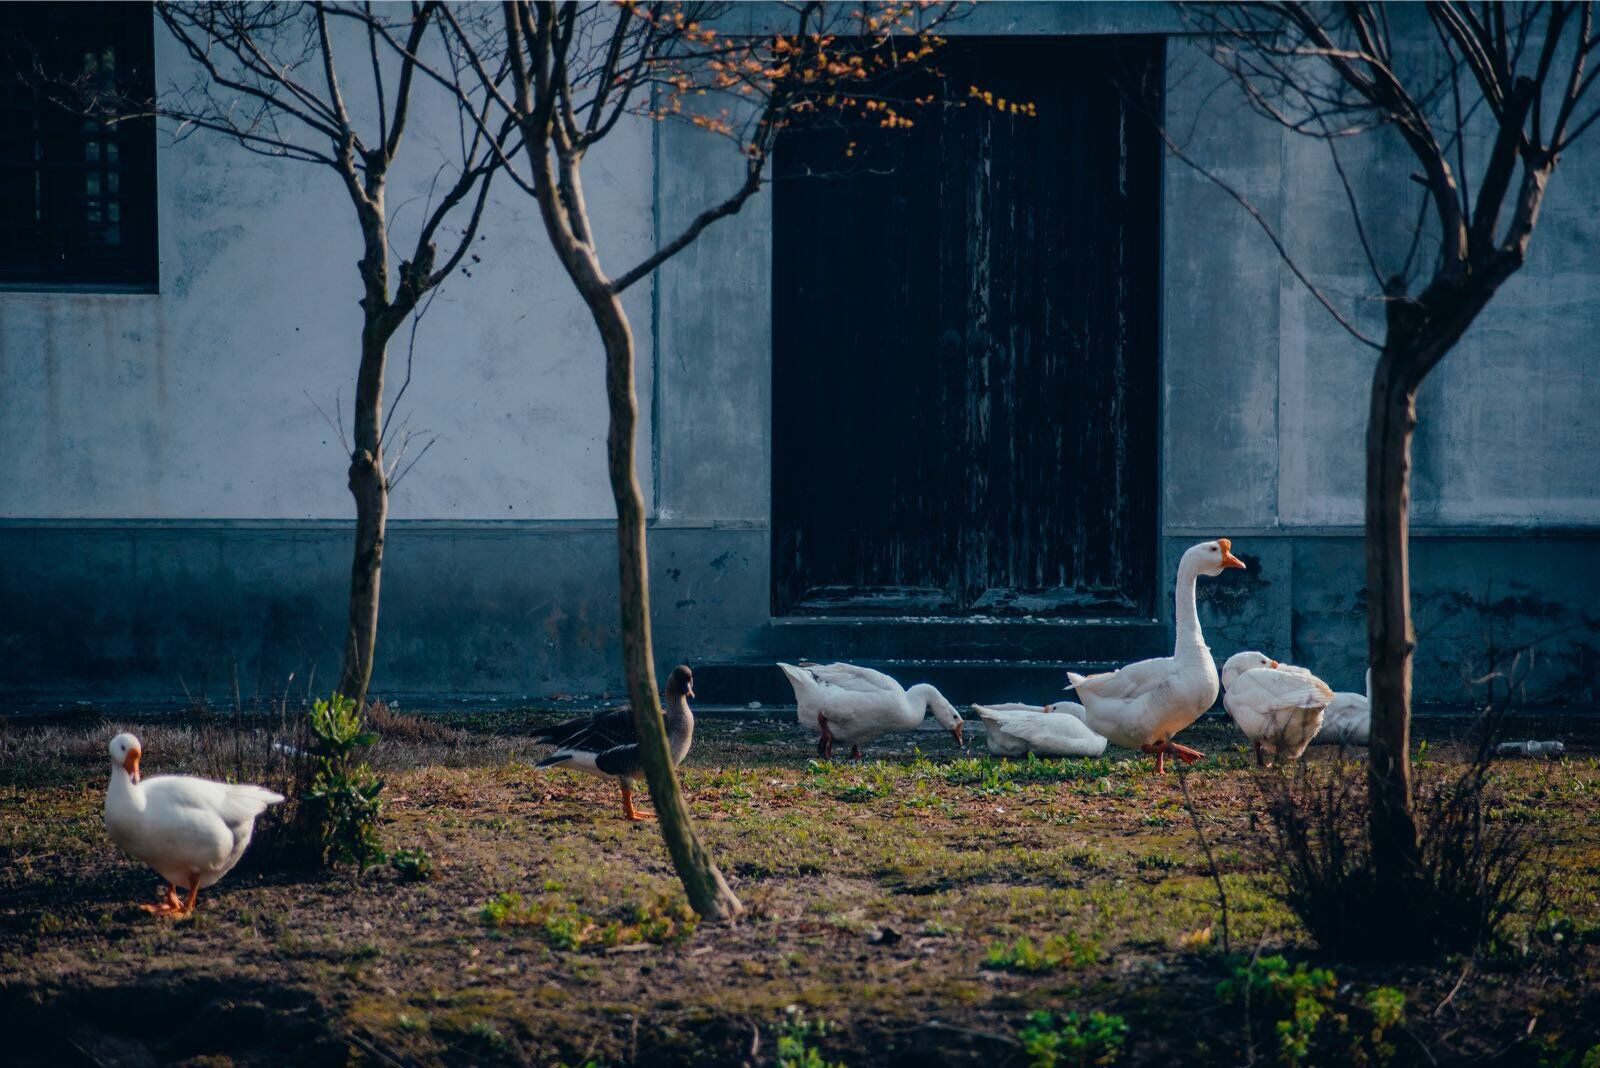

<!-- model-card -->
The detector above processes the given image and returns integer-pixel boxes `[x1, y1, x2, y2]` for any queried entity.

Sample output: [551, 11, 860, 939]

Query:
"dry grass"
[1, 711, 1597, 1066]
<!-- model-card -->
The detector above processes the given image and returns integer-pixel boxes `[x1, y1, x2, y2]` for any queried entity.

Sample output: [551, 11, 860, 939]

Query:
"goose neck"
[107, 767, 144, 810]
[1173, 562, 1207, 654]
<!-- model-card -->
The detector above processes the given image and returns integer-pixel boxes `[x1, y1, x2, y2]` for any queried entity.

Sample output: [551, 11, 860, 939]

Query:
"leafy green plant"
[1018, 1010, 1128, 1067]
[775, 1006, 843, 1068]
[1218, 955, 1337, 1066]
[389, 846, 433, 882]
[304, 693, 386, 872]
[1362, 987, 1405, 1064]
[1218, 956, 1406, 1066]
[983, 931, 1103, 974]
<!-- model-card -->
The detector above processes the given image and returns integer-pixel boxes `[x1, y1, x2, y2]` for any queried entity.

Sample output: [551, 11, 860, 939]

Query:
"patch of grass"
[983, 931, 1103, 974]
[1017, 1009, 1129, 1067]
[477, 890, 697, 950]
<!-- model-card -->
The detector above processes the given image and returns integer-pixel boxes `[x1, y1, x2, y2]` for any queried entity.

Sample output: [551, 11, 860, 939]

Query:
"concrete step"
[765, 617, 1167, 663]
[694, 658, 1132, 709]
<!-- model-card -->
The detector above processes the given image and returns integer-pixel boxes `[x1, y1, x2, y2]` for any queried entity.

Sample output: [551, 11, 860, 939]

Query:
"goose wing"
[1234, 666, 1335, 712]
[807, 662, 903, 696]
[533, 706, 637, 753]
[1070, 656, 1174, 700]
[975, 705, 1107, 757]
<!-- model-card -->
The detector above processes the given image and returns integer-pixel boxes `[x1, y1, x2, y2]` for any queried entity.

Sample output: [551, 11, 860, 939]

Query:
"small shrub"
[1017, 1010, 1128, 1067]
[304, 693, 386, 873]
[983, 931, 1102, 974]
[389, 846, 433, 882]
[1251, 720, 1545, 960]
[775, 1006, 843, 1068]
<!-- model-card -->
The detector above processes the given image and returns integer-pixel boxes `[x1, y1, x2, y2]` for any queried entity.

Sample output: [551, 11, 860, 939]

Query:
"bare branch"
[1155, 122, 1382, 350]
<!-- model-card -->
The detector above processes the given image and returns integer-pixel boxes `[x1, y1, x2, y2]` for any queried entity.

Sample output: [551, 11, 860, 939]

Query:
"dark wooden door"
[772, 36, 1163, 618]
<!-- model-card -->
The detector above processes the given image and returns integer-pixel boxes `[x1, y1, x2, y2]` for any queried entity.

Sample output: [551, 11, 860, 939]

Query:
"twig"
[922, 1019, 1021, 1048]
[1431, 961, 1471, 1016]
[1154, 124, 1381, 350]
[1176, 760, 1232, 956]
[305, 387, 350, 453]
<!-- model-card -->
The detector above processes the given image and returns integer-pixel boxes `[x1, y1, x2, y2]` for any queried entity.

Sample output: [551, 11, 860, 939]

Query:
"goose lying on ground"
[1221, 651, 1336, 765]
[1312, 669, 1371, 746]
[534, 664, 696, 821]
[778, 661, 965, 759]
[974, 702, 1108, 758]
[103, 732, 284, 916]
[1066, 539, 1247, 772]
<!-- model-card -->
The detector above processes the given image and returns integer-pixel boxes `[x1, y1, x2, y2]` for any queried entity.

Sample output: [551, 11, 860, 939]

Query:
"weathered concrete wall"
[0, 18, 655, 522]
[1161, 21, 1600, 702]
[2, 4, 1596, 707]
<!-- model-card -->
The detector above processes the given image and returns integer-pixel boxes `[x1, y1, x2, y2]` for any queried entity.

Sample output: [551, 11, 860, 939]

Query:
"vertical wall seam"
[649, 84, 663, 520]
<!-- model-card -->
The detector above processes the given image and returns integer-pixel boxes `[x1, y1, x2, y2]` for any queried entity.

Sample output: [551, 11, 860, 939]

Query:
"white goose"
[974, 702, 1108, 758]
[1221, 652, 1335, 765]
[103, 733, 284, 915]
[1312, 669, 1371, 746]
[778, 662, 965, 758]
[1065, 539, 1247, 772]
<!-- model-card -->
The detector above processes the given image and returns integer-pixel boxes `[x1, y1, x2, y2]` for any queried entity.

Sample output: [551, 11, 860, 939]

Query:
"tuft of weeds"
[1017, 1009, 1129, 1067]
[304, 693, 386, 873]
[983, 931, 1103, 974]
[478, 890, 696, 950]
[775, 1006, 843, 1068]
[389, 846, 433, 882]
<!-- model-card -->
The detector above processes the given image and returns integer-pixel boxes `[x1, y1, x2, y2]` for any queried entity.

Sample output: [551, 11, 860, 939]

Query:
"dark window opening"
[0, 3, 157, 288]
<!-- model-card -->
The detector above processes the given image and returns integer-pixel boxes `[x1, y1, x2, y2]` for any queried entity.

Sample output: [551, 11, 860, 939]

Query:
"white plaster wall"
[0, 17, 656, 520]
[1164, 32, 1600, 530]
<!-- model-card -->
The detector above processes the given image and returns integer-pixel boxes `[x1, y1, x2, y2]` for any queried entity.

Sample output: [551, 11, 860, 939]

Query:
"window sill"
[0, 282, 160, 295]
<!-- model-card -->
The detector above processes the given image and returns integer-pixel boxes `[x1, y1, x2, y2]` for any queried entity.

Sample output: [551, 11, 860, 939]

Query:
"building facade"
[2, 4, 1597, 710]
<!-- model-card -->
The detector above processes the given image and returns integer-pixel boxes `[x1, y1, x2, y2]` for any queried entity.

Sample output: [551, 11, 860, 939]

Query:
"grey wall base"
[0, 520, 767, 709]
[2, 521, 1595, 710]
[1173, 532, 1600, 706]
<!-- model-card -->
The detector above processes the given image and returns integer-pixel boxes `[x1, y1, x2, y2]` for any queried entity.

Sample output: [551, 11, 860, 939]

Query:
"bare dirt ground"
[2, 709, 1598, 1066]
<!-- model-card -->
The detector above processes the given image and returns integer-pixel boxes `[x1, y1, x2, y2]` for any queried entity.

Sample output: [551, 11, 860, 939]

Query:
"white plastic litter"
[1494, 740, 1565, 758]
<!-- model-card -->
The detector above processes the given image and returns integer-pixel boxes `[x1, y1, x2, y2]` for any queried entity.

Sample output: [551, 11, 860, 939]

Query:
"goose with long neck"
[778, 662, 965, 759]
[1066, 539, 1246, 772]
[533, 665, 696, 821]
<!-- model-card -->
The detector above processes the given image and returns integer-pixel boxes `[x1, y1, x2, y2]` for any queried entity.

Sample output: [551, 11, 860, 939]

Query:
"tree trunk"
[338, 187, 393, 710]
[1364, 345, 1423, 897]
[337, 319, 389, 708]
[590, 283, 742, 921]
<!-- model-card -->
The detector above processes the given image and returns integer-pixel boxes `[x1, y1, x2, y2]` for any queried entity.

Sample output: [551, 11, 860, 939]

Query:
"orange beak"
[1269, 660, 1280, 669]
[123, 749, 141, 784]
[1217, 537, 1246, 570]
[952, 721, 965, 748]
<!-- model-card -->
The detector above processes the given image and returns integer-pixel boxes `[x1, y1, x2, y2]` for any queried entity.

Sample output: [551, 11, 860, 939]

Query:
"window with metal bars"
[0, 3, 157, 289]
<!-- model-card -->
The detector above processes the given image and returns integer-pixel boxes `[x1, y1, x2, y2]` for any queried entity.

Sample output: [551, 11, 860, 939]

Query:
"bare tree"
[368, 0, 957, 919]
[1185, 2, 1599, 903]
[134, 2, 509, 707]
